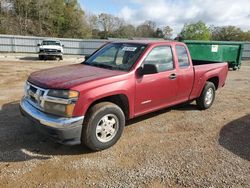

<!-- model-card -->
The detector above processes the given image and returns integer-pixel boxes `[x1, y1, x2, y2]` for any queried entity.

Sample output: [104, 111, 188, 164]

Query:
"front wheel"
[196, 81, 216, 110]
[38, 55, 44, 60]
[81, 102, 125, 151]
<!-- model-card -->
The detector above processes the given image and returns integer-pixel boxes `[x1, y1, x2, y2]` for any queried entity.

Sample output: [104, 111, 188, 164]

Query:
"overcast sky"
[80, 0, 250, 35]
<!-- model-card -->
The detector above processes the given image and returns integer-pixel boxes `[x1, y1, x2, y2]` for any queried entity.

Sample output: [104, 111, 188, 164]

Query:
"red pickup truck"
[20, 41, 228, 151]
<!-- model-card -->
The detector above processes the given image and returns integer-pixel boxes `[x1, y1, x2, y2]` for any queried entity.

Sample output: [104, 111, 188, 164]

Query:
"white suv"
[38, 40, 64, 60]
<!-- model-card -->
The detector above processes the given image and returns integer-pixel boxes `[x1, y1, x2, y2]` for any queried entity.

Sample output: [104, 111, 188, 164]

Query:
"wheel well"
[207, 77, 219, 90]
[87, 94, 129, 120]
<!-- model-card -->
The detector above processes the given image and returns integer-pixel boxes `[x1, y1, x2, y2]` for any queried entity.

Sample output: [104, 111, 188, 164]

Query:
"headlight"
[24, 82, 30, 96]
[44, 90, 79, 117]
[44, 102, 76, 117]
[47, 90, 79, 99]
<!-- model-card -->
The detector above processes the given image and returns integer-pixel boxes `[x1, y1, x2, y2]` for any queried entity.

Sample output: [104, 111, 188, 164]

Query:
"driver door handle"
[169, 73, 177, 80]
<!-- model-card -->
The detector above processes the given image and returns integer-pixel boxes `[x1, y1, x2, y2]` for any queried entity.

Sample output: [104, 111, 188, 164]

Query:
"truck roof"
[42, 39, 61, 42]
[112, 40, 184, 46]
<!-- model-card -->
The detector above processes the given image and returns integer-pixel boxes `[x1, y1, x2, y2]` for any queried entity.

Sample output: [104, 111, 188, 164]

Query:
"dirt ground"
[0, 58, 249, 188]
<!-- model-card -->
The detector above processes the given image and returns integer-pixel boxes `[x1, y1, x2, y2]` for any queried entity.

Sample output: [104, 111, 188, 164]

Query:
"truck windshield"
[42, 41, 61, 46]
[84, 43, 147, 71]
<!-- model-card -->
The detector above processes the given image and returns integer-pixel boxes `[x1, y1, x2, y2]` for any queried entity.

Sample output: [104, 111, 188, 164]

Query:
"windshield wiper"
[83, 61, 91, 65]
[91, 62, 114, 70]
[84, 62, 126, 71]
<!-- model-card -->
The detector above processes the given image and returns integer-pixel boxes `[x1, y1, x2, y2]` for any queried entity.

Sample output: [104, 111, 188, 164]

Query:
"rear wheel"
[233, 66, 238, 71]
[81, 102, 125, 151]
[196, 81, 216, 110]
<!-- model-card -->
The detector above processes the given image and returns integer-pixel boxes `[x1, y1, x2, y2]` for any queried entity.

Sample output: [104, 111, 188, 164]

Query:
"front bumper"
[20, 97, 84, 145]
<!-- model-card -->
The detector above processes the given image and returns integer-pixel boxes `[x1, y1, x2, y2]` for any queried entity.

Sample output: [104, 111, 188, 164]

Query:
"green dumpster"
[184, 40, 244, 70]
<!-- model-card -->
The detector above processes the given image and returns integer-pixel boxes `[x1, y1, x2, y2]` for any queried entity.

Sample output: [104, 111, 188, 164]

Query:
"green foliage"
[239, 31, 250, 41]
[154, 28, 164, 38]
[180, 21, 211, 40]
[211, 26, 244, 41]
[1, 1, 248, 41]
[94, 15, 172, 39]
[0, 0, 91, 38]
[112, 24, 136, 38]
[97, 13, 123, 39]
[136, 20, 156, 38]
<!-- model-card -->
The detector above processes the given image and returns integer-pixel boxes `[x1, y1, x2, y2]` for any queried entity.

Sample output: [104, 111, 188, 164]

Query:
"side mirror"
[37, 44, 40, 46]
[62, 44, 64, 47]
[137, 64, 159, 76]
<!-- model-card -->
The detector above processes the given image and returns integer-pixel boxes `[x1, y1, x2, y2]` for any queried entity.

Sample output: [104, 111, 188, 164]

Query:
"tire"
[196, 81, 216, 110]
[82, 102, 125, 151]
[59, 56, 63, 60]
[39, 55, 44, 60]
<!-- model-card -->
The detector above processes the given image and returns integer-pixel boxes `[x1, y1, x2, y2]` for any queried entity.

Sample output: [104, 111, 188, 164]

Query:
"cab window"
[176, 45, 190, 68]
[144, 46, 174, 72]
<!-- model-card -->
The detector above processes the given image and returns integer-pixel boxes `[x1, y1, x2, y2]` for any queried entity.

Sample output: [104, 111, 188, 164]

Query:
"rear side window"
[144, 46, 174, 72]
[176, 45, 190, 68]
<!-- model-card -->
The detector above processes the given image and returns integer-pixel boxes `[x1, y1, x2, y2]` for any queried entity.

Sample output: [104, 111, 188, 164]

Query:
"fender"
[73, 79, 134, 118]
[189, 64, 227, 100]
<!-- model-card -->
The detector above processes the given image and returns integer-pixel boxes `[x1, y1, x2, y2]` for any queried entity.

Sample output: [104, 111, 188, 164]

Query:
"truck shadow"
[19, 56, 40, 61]
[219, 114, 250, 161]
[19, 56, 61, 61]
[127, 103, 198, 125]
[0, 102, 91, 162]
[0, 101, 199, 162]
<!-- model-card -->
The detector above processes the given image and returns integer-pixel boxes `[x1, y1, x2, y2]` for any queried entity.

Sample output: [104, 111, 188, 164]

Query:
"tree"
[163, 26, 173, 39]
[113, 24, 136, 38]
[136, 20, 156, 37]
[0, 1, 5, 33]
[97, 13, 123, 38]
[86, 13, 100, 38]
[154, 28, 164, 38]
[239, 31, 250, 41]
[180, 21, 211, 40]
[4, 2, 249, 41]
[62, 0, 91, 38]
[211, 26, 244, 41]
[0, 0, 92, 38]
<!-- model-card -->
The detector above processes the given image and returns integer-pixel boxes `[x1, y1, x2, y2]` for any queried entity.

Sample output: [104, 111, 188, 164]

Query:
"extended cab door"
[174, 45, 194, 102]
[135, 45, 178, 116]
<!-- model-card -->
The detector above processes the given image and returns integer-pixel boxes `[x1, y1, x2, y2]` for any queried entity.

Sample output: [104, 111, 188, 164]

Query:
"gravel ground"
[0, 58, 249, 187]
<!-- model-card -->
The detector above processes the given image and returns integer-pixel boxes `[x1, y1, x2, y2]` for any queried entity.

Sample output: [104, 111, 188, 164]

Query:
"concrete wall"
[0, 34, 250, 59]
[242, 42, 250, 60]
[0, 34, 108, 55]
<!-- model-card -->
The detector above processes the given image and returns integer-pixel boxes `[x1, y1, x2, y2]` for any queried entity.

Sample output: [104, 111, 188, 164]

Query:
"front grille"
[30, 85, 37, 93]
[40, 49, 61, 53]
[25, 82, 48, 110]
[44, 49, 57, 53]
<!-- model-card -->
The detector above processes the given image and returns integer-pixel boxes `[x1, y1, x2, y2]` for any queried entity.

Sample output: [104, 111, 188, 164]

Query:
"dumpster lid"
[183, 40, 245, 45]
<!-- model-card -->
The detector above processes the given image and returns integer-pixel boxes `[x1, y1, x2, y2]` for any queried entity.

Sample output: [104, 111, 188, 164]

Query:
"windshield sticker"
[122, 47, 137, 51]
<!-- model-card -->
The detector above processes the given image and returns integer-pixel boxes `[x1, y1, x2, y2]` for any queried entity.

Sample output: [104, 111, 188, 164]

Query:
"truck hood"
[28, 64, 125, 89]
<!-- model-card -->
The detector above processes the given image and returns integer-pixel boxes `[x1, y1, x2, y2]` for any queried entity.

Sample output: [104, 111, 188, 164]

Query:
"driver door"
[135, 45, 178, 116]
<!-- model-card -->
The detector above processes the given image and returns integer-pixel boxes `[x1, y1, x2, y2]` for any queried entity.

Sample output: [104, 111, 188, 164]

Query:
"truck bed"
[189, 62, 228, 100]
[192, 60, 226, 66]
